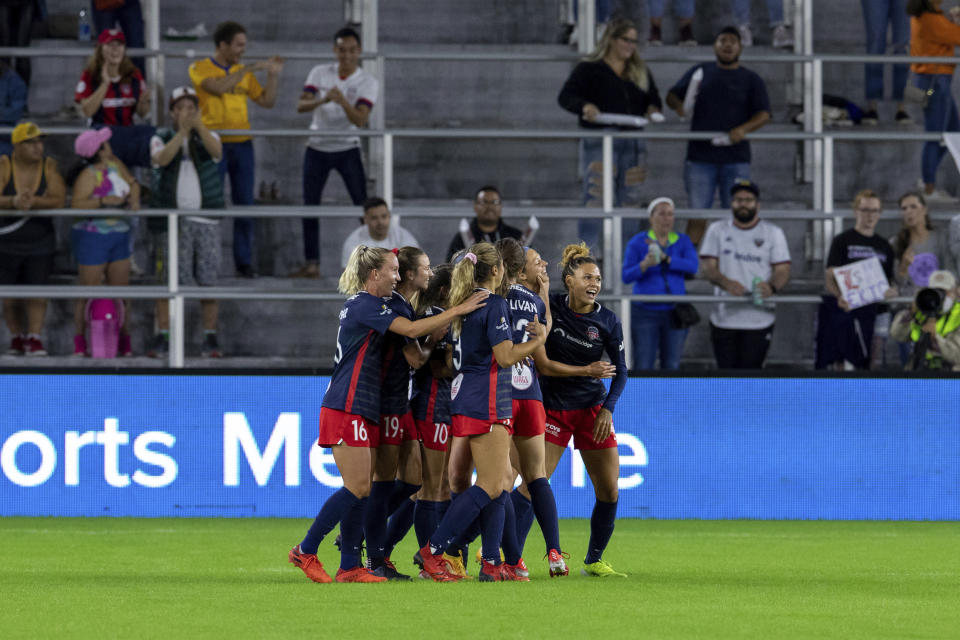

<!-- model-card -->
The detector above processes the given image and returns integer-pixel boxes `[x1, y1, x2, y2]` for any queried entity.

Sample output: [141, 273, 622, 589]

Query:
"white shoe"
[738, 24, 753, 47]
[567, 25, 578, 47]
[772, 24, 793, 49]
[916, 179, 958, 204]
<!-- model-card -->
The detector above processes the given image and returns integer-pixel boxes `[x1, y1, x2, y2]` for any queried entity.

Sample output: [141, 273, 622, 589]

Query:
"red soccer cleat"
[478, 559, 508, 582]
[547, 549, 570, 577]
[335, 566, 388, 583]
[288, 546, 332, 583]
[502, 559, 531, 581]
[415, 545, 461, 582]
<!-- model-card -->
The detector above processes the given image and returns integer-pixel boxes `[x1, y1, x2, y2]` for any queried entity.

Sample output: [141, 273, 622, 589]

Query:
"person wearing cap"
[70, 127, 140, 357]
[816, 189, 897, 370]
[75, 27, 152, 169]
[621, 196, 698, 370]
[90, 0, 146, 76]
[665, 26, 771, 246]
[147, 86, 225, 359]
[0, 122, 66, 356]
[890, 269, 960, 370]
[700, 179, 790, 369]
[188, 21, 283, 279]
[290, 26, 379, 279]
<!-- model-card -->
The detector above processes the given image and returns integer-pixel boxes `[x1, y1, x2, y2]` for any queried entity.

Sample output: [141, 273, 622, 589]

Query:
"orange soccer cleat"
[547, 549, 570, 577]
[288, 546, 333, 583]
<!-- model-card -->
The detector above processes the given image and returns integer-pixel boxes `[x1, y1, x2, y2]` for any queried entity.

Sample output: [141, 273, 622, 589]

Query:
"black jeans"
[301, 146, 367, 263]
[0, 1, 33, 86]
[710, 323, 774, 369]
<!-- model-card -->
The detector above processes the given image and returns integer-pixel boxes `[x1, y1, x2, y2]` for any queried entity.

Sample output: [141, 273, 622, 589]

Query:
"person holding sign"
[816, 189, 898, 370]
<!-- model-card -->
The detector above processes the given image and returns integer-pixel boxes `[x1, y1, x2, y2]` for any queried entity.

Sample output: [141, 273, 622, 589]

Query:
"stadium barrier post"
[167, 212, 184, 368]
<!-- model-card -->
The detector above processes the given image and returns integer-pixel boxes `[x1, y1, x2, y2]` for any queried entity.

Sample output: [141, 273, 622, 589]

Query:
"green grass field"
[2, 518, 958, 639]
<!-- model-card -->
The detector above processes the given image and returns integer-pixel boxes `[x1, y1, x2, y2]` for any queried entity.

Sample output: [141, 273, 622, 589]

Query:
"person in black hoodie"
[446, 185, 522, 260]
[558, 17, 663, 253]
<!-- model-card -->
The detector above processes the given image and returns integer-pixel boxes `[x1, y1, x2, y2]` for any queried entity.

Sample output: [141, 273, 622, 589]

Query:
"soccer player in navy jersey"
[539, 243, 629, 578]
[494, 238, 617, 578]
[288, 245, 486, 584]
[368, 247, 435, 580]
[415, 242, 547, 582]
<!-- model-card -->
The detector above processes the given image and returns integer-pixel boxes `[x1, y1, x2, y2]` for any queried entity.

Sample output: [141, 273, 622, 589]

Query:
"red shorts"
[544, 405, 617, 450]
[451, 415, 513, 438]
[401, 415, 419, 442]
[417, 419, 451, 452]
[318, 407, 378, 448]
[379, 412, 414, 447]
[511, 399, 546, 438]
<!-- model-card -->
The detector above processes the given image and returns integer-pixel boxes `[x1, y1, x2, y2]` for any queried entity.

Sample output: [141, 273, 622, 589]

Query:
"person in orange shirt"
[908, 0, 960, 203]
[188, 21, 283, 278]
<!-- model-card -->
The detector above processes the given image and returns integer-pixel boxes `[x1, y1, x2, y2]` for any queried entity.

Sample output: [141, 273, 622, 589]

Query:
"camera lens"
[916, 287, 944, 315]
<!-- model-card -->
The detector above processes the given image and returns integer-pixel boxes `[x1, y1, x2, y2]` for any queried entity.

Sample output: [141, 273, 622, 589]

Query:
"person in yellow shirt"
[188, 21, 282, 278]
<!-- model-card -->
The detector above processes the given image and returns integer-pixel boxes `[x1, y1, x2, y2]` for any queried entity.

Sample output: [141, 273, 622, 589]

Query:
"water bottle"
[78, 8, 92, 41]
[648, 241, 662, 263]
[751, 277, 764, 307]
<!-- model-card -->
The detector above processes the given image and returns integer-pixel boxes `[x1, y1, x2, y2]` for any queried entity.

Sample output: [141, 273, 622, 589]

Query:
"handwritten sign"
[833, 257, 890, 309]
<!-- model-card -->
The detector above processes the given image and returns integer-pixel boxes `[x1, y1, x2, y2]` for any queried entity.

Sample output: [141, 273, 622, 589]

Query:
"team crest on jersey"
[586, 326, 599, 341]
[450, 373, 463, 400]
[754, 238, 765, 247]
[512, 363, 533, 390]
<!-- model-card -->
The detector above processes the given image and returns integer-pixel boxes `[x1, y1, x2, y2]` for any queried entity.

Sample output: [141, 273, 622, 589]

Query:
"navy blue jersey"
[540, 294, 627, 412]
[506, 283, 546, 402]
[450, 291, 513, 421]
[322, 291, 397, 422]
[411, 306, 452, 424]
[380, 290, 415, 415]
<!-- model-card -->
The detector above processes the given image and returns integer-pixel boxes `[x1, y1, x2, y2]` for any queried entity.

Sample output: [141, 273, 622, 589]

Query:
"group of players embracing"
[288, 237, 628, 583]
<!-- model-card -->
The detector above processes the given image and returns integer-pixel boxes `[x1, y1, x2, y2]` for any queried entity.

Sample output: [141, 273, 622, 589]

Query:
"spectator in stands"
[147, 86, 224, 359]
[558, 18, 662, 253]
[647, 1, 696, 46]
[0, 123, 66, 356]
[733, 0, 793, 48]
[700, 179, 790, 369]
[816, 189, 897, 370]
[890, 269, 960, 369]
[666, 26, 771, 246]
[860, 0, 911, 125]
[91, 0, 146, 77]
[445, 185, 522, 261]
[290, 26, 378, 280]
[75, 28, 152, 169]
[908, 0, 960, 203]
[621, 196, 698, 370]
[189, 21, 283, 278]
[0, 60, 26, 157]
[0, 0, 37, 89]
[70, 127, 140, 357]
[340, 197, 418, 269]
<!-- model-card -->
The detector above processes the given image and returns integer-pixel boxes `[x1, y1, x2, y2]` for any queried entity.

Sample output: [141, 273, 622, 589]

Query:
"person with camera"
[891, 269, 960, 370]
[621, 196, 699, 370]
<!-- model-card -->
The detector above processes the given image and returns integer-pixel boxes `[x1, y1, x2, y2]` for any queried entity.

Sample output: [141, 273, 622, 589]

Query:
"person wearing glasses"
[816, 189, 898, 370]
[445, 185, 522, 261]
[558, 17, 663, 253]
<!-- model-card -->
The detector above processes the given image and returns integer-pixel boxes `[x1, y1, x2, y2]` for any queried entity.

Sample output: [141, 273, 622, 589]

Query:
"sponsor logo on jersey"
[545, 421, 560, 436]
[733, 251, 763, 263]
[450, 373, 463, 400]
[379, 304, 393, 316]
[512, 363, 533, 390]
[496, 316, 508, 330]
[586, 326, 599, 341]
[553, 327, 593, 348]
[339, 308, 348, 320]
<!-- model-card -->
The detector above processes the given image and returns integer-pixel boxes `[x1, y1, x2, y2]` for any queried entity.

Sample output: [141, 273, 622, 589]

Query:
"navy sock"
[500, 490, 522, 564]
[428, 485, 491, 553]
[383, 498, 416, 558]
[300, 487, 359, 555]
[511, 489, 534, 552]
[529, 478, 561, 553]
[386, 481, 421, 516]
[340, 497, 366, 570]
[363, 480, 394, 561]
[585, 499, 618, 564]
[414, 499, 446, 548]
[480, 492, 507, 564]
[444, 492, 462, 555]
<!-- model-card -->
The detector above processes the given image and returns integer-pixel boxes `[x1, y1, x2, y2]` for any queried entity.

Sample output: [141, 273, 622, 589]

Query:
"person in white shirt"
[292, 27, 379, 279]
[148, 86, 225, 358]
[699, 179, 790, 368]
[341, 198, 419, 269]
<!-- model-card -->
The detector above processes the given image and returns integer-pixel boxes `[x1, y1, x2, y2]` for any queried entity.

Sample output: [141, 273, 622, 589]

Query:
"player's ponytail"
[448, 242, 500, 336]
[494, 237, 525, 296]
[559, 242, 598, 292]
[339, 245, 391, 296]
